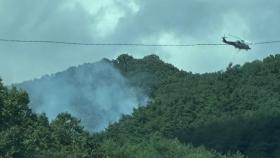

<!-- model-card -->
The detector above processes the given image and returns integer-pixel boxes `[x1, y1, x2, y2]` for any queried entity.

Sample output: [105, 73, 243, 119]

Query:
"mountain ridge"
[2, 53, 280, 157]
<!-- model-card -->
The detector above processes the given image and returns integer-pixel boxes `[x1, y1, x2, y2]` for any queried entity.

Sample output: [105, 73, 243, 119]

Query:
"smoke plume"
[18, 60, 148, 132]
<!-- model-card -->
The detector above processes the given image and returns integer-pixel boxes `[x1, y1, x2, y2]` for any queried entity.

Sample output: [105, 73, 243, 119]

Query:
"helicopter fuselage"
[223, 37, 251, 50]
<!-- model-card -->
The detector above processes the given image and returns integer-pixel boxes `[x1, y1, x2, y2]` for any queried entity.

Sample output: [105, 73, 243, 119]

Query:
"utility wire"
[0, 38, 226, 47]
[0, 38, 280, 47]
[253, 41, 280, 45]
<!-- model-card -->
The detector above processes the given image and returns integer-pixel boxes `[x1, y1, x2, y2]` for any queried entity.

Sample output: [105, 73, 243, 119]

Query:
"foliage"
[100, 134, 243, 158]
[0, 81, 101, 157]
[107, 54, 280, 158]
[2, 54, 280, 157]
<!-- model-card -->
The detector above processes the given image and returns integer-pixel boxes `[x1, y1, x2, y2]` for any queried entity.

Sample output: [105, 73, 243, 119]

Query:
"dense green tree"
[107, 54, 280, 158]
[3, 54, 280, 157]
[100, 134, 243, 158]
[0, 81, 102, 158]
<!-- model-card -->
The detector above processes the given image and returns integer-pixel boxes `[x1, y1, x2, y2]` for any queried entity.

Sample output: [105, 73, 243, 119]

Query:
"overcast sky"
[0, 0, 279, 84]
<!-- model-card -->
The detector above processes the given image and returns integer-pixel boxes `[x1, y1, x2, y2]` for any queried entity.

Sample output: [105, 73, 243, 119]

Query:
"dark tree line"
[2, 54, 280, 157]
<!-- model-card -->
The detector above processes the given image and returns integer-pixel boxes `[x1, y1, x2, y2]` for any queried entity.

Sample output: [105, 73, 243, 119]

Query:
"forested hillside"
[109, 54, 280, 158]
[2, 54, 280, 157]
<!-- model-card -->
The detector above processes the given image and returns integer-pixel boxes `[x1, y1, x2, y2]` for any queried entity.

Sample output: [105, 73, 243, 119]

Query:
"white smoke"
[18, 60, 148, 132]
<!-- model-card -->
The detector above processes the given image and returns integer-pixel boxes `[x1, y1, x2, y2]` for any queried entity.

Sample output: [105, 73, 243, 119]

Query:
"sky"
[0, 0, 280, 84]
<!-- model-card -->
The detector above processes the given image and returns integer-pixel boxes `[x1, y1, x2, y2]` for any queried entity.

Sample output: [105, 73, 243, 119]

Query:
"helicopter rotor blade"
[227, 34, 254, 45]
[227, 34, 243, 40]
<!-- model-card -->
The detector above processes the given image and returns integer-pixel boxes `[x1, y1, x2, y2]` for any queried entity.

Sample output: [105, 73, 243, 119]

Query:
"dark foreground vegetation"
[2, 54, 280, 157]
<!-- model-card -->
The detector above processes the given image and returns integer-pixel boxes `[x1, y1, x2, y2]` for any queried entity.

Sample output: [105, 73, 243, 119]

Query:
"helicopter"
[222, 35, 251, 50]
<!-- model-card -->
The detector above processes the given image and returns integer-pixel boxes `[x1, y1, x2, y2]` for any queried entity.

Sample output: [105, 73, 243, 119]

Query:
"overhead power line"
[0, 38, 280, 47]
[0, 38, 225, 47]
[253, 41, 280, 45]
